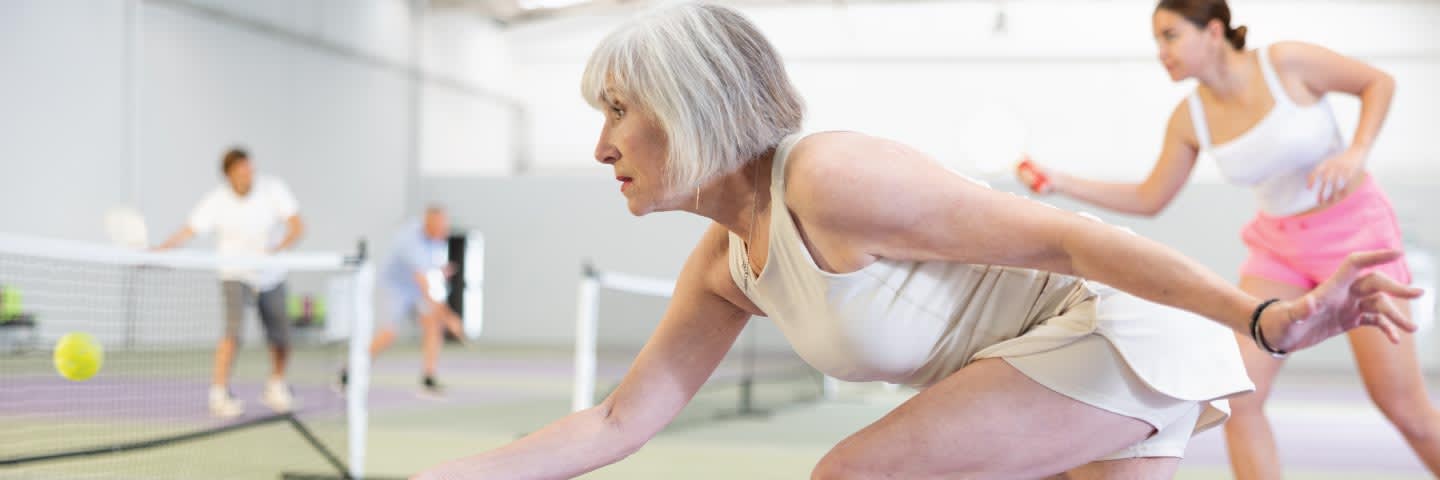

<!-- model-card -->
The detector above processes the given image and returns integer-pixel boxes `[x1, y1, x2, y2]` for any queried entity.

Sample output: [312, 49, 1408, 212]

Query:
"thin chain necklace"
[743, 160, 762, 291]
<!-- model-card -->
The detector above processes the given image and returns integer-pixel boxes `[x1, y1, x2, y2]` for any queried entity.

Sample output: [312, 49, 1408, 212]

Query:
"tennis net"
[0, 232, 376, 479]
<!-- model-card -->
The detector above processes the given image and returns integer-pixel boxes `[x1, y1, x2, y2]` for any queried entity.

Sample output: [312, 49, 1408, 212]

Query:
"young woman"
[1018, 1, 1435, 477]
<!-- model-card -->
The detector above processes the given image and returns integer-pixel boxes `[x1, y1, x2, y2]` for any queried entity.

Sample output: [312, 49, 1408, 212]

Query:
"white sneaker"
[209, 386, 245, 418]
[261, 380, 295, 413]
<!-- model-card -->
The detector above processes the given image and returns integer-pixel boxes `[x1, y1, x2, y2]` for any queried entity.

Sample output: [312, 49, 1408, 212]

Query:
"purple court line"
[1, 376, 541, 426]
[368, 355, 812, 384]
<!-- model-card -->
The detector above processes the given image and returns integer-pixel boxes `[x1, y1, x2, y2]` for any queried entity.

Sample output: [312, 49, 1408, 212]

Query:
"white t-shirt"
[188, 175, 299, 289]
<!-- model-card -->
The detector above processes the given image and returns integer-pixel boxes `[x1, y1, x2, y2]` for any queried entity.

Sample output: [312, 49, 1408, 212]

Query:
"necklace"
[743, 160, 762, 291]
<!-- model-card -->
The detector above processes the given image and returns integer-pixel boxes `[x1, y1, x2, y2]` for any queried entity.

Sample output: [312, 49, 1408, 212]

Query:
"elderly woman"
[415, 4, 1419, 479]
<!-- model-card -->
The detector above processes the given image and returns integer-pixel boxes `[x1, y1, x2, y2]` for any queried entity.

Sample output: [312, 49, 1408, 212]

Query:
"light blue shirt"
[381, 221, 447, 306]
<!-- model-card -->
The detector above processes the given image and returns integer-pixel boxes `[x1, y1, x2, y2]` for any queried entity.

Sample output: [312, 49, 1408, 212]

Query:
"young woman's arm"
[1022, 102, 1200, 216]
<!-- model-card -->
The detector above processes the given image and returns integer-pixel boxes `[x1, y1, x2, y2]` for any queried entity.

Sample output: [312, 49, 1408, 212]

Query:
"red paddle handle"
[1016, 159, 1049, 193]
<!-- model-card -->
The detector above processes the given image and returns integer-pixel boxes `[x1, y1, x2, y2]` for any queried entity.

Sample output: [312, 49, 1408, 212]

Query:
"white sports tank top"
[1189, 45, 1346, 216]
[728, 132, 1250, 402]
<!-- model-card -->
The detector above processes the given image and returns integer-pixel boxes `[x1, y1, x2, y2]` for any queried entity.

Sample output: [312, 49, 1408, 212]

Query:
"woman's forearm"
[417, 406, 644, 480]
[1051, 173, 1164, 216]
[1060, 220, 1257, 333]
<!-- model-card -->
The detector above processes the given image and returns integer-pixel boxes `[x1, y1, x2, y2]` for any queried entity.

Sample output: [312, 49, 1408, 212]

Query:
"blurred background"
[1, 1, 1438, 478]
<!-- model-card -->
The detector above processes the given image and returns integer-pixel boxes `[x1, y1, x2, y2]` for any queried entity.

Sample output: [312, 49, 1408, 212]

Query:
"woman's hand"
[1262, 250, 1424, 353]
[1015, 156, 1054, 195]
[1308, 147, 1368, 206]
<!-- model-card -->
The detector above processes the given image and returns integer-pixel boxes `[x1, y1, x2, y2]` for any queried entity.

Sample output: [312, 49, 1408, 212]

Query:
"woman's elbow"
[1133, 188, 1172, 217]
[1137, 202, 1167, 217]
[594, 402, 659, 458]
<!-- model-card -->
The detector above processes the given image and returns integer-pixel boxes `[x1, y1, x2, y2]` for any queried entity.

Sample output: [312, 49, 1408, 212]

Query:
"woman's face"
[1152, 9, 1218, 82]
[593, 89, 679, 216]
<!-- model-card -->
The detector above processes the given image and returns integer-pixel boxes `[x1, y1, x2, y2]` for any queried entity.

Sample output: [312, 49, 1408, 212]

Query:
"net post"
[573, 260, 600, 412]
[345, 238, 368, 266]
[346, 261, 375, 479]
[737, 322, 757, 415]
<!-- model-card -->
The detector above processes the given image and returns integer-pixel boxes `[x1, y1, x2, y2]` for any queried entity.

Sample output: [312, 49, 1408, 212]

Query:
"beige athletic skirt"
[973, 288, 1255, 459]
[1005, 333, 1206, 459]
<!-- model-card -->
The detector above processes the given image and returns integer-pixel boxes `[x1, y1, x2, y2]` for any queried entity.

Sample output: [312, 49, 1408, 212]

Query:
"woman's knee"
[812, 438, 901, 480]
[809, 454, 858, 480]
[1226, 390, 1269, 418]
[811, 438, 878, 480]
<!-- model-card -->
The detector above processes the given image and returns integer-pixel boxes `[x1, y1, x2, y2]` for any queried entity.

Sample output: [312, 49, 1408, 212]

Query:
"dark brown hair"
[221, 147, 249, 174]
[1156, 0, 1247, 50]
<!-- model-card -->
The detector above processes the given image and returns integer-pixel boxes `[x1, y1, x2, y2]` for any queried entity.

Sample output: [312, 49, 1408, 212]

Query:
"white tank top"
[1189, 45, 1346, 216]
[730, 132, 1251, 403]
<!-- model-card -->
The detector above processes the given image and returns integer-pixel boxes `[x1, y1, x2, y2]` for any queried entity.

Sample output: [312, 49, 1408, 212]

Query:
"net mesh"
[0, 234, 366, 479]
[582, 270, 826, 430]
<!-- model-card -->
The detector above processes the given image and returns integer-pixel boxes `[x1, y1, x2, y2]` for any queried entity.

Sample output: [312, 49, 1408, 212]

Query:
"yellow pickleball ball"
[54, 333, 103, 382]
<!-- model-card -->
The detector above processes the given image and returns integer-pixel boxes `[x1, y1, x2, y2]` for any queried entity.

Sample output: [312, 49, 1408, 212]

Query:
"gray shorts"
[222, 281, 290, 348]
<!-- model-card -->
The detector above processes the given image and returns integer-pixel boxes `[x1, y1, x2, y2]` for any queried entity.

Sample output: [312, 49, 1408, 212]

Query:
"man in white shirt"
[155, 147, 305, 418]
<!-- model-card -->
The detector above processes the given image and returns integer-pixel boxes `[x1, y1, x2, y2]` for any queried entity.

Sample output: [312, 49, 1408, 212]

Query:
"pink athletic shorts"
[1240, 176, 1411, 289]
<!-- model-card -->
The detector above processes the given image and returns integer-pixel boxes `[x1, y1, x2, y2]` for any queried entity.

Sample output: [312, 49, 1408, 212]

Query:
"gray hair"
[581, 2, 804, 192]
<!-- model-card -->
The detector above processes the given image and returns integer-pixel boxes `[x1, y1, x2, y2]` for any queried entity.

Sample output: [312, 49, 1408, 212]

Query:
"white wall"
[0, 0, 515, 347]
[505, 1, 1440, 183]
[0, 0, 515, 250]
[429, 173, 1440, 371]
[423, 176, 710, 346]
[419, 9, 518, 177]
[138, 1, 414, 251]
[451, 1, 1440, 370]
[0, 1, 132, 242]
[6, 0, 1436, 370]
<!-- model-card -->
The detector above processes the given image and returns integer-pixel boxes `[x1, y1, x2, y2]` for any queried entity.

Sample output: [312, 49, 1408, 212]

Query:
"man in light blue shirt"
[343, 206, 464, 397]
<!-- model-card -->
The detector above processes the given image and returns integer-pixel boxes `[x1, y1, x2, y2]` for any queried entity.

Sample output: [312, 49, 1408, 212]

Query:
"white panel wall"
[0, 1, 132, 241]
[1, 0, 518, 350]
[418, 12, 518, 177]
[182, 0, 319, 37]
[469, 1, 1440, 368]
[421, 87, 517, 177]
[314, 0, 414, 65]
[5, 0, 1436, 369]
[506, 1, 1440, 182]
[421, 10, 511, 91]
[0, 0, 515, 248]
[135, 0, 418, 253]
